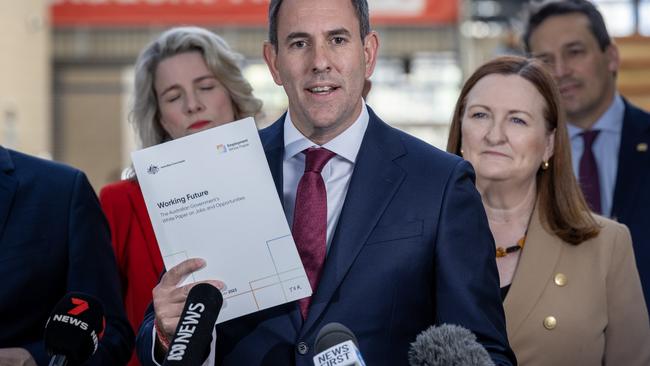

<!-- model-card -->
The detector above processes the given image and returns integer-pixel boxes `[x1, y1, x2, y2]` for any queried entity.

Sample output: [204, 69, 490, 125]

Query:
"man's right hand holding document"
[151, 258, 223, 345]
[131, 118, 312, 358]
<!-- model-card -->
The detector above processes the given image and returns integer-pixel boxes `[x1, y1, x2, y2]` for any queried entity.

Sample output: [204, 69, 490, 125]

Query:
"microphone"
[408, 324, 494, 366]
[44, 292, 106, 366]
[313, 322, 366, 366]
[162, 283, 223, 366]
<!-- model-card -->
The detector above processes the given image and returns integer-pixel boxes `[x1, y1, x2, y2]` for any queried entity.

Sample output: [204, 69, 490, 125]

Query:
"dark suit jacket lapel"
[612, 100, 650, 219]
[504, 203, 563, 338]
[301, 108, 407, 334]
[260, 116, 285, 201]
[0, 146, 17, 239]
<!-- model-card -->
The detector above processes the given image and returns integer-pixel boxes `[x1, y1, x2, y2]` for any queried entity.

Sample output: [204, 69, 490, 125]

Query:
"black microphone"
[44, 292, 105, 366]
[162, 283, 223, 366]
[408, 324, 494, 366]
[313, 322, 366, 366]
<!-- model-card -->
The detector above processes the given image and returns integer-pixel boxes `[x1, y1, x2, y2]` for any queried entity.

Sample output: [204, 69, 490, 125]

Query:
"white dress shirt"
[282, 104, 369, 250]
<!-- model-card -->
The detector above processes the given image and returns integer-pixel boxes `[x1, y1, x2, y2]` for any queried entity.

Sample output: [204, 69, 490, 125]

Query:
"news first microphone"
[313, 322, 366, 366]
[44, 292, 105, 366]
[162, 283, 223, 366]
[408, 324, 495, 366]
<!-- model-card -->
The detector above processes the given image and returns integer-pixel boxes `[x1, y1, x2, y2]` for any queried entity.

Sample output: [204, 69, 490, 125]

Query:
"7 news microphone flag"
[44, 292, 105, 366]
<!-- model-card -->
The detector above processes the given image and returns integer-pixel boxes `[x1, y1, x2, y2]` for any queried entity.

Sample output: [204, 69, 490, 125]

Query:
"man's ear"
[605, 43, 620, 75]
[363, 31, 379, 79]
[263, 41, 283, 86]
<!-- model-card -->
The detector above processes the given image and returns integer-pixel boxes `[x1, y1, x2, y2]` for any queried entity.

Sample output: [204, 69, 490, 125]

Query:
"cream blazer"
[504, 207, 650, 365]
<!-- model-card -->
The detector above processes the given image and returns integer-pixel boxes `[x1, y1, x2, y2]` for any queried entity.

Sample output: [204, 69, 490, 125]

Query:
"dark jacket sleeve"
[136, 302, 159, 366]
[434, 160, 517, 366]
[66, 172, 134, 365]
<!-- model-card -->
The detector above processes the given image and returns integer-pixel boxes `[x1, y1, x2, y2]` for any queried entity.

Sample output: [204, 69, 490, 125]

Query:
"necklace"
[496, 235, 526, 258]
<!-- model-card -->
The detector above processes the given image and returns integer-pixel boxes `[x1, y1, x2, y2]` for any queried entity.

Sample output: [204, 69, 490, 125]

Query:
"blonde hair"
[132, 26, 262, 148]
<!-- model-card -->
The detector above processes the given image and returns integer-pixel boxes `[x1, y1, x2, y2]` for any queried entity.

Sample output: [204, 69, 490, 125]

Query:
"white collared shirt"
[282, 104, 369, 251]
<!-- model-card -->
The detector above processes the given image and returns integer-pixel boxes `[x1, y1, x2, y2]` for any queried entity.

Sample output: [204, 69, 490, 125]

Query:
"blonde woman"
[99, 26, 262, 365]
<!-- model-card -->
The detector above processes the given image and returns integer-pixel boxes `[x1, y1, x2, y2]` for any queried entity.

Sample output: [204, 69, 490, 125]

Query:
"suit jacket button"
[297, 342, 309, 355]
[543, 316, 557, 330]
[554, 273, 567, 287]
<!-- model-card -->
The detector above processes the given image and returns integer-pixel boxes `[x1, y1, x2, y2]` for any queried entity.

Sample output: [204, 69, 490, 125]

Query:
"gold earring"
[460, 148, 465, 156]
[542, 160, 549, 170]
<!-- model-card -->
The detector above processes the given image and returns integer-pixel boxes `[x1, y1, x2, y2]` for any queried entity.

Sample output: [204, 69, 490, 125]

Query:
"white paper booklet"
[131, 117, 311, 323]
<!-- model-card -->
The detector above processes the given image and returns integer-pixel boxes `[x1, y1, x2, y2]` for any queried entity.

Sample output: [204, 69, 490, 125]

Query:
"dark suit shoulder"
[8, 148, 81, 183]
[401, 129, 460, 163]
[372, 115, 465, 176]
[623, 100, 650, 134]
[258, 117, 284, 147]
[625, 100, 650, 120]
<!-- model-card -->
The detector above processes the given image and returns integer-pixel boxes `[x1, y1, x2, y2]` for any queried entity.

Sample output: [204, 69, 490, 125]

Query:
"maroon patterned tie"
[293, 147, 336, 319]
[579, 130, 601, 214]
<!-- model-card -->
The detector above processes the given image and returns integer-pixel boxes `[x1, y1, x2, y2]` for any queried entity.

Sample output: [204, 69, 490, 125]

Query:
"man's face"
[528, 13, 619, 128]
[263, 0, 378, 145]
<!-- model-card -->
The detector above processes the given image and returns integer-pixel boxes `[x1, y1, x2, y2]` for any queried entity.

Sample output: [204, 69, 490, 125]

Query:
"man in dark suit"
[137, 0, 515, 364]
[524, 0, 650, 308]
[0, 146, 134, 365]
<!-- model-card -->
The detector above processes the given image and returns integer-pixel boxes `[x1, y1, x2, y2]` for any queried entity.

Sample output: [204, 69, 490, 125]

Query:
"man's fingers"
[153, 284, 191, 308]
[160, 258, 206, 286]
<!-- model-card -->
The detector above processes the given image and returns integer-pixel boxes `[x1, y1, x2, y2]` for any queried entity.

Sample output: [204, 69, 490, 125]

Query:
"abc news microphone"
[44, 292, 105, 366]
[408, 324, 495, 366]
[162, 283, 223, 366]
[313, 323, 366, 366]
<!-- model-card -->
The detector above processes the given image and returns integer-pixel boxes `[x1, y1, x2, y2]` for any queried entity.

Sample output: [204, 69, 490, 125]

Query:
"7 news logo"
[51, 296, 104, 349]
[68, 297, 89, 315]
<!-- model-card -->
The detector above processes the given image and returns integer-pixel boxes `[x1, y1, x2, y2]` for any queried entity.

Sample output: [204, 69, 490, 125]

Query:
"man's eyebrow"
[326, 28, 352, 38]
[284, 28, 352, 44]
[285, 32, 310, 43]
[563, 41, 584, 49]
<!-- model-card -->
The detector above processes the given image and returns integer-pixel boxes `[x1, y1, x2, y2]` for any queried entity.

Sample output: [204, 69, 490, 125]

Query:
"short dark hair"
[523, 0, 611, 52]
[268, 0, 370, 47]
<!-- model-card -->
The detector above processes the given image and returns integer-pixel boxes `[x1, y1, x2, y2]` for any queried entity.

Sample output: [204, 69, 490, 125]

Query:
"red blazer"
[100, 179, 164, 366]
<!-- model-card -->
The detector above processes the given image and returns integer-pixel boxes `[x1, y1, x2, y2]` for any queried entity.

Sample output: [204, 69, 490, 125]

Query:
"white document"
[131, 117, 311, 324]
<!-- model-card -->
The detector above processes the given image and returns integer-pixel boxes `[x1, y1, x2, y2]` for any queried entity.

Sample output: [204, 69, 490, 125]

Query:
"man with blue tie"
[137, 0, 515, 364]
[524, 0, 650, 310]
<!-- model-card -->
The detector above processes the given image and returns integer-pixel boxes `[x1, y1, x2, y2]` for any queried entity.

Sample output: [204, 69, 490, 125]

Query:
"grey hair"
[131, 26, 263, 148]
[268, 0, 370, 47]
